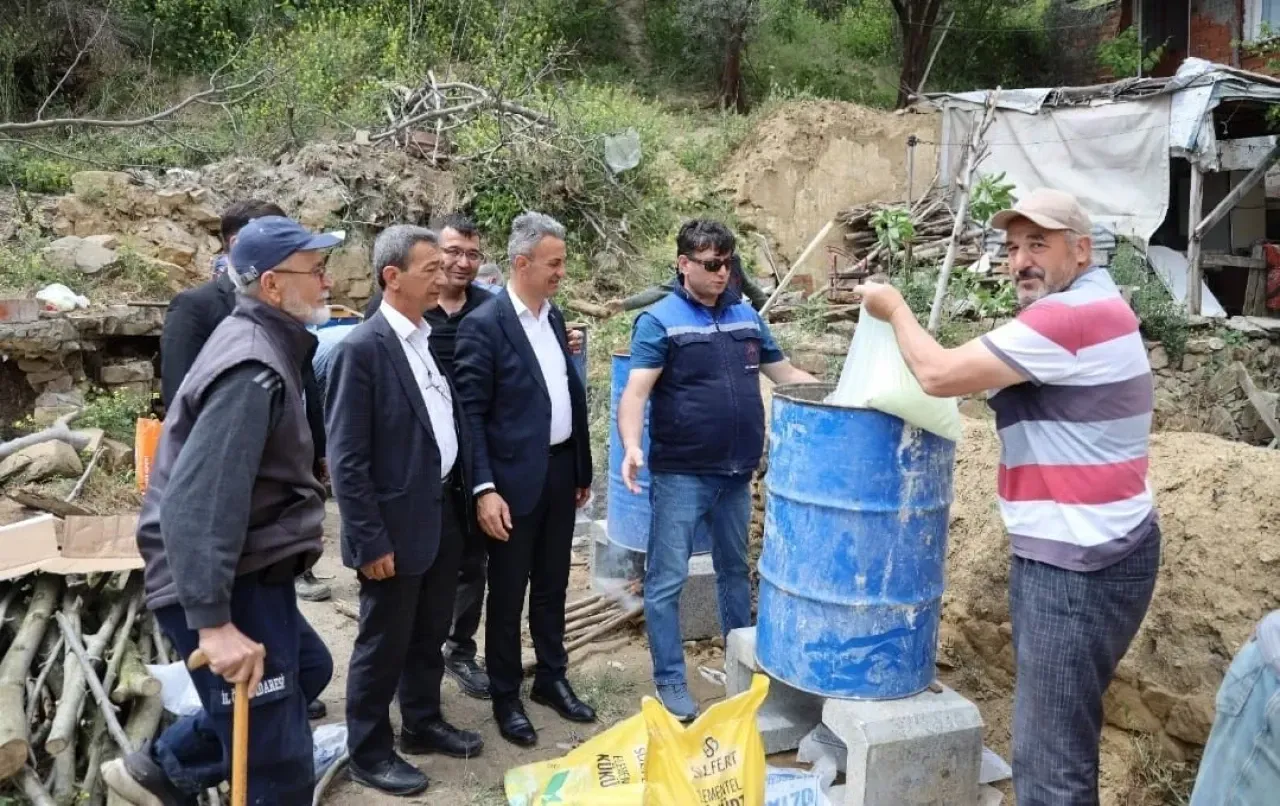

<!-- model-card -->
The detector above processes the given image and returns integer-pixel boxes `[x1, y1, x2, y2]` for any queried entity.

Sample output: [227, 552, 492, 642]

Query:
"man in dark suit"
[326, 225, 483, 797]
[454, 211, 596, 747]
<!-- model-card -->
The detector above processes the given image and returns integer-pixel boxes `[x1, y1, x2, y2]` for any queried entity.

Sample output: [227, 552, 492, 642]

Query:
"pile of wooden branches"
[0, 571, 176, 806]
[523, 588, 644, 674]
[831, 189, 986, 299]
[371, 71, 556, 162]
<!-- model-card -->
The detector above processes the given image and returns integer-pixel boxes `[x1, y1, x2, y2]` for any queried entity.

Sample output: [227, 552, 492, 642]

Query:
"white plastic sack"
[604, 128, 642, 174]
[36, 283, 89, 312]
[146, 661, 203, 717]
[312, 723, 347, 778]
[827, 312, 962, 442]
[766, 765, 832, 806]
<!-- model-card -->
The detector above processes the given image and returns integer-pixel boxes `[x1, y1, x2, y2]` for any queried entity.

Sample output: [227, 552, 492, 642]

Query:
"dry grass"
[1125, 735, 1198, 806]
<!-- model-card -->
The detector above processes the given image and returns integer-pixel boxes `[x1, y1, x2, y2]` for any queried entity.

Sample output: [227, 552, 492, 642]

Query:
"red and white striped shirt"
[981, 268, 1157, 571]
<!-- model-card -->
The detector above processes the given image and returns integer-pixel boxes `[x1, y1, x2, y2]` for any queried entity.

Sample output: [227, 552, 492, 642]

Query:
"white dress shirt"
[380, 301, 458, 479]
[509, 284, 574, 446]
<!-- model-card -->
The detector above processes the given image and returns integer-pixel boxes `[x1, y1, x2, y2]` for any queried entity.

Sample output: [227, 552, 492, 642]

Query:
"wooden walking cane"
[188, 648, 253, 806]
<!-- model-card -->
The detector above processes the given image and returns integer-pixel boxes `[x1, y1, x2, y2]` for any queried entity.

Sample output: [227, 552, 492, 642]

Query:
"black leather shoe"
[401, 719, 484, 759]
[531, 679, 597, 724]
[494, 699, 538, 747]
[307, 699, 326, 720]
[347, 755, 428, 797]
[443, 656, 491, 700]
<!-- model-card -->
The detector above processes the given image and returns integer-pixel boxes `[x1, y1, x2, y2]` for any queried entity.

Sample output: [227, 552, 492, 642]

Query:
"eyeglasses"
[684, 255, 734, 273]
[271, 266, 329, 279]
[443, 247, 485, 263]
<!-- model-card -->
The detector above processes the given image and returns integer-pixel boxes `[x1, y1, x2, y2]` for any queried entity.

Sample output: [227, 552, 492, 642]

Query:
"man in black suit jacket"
[326, 225, 483, 797]
[160, 200, 331, 606]
[454, 211, 596, 747]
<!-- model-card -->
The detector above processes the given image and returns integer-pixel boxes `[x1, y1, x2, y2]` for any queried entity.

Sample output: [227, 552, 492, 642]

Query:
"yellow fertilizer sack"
[642, 673, 770, 806]
[503, 712, 647, 806]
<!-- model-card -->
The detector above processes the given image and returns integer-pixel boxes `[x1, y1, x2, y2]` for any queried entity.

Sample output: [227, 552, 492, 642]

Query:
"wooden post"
[928, 89, 1000, 333]
[906, 135, 916, 208]
[1187, 163, 1204, 316]
[1193, 141, 1280, 241]
[760, 220, 835, 318]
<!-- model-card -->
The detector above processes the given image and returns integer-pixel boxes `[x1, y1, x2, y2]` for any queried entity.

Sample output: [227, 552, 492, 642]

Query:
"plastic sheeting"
[941, 95, 1171, 241]
[1146, 245, 1228, 319]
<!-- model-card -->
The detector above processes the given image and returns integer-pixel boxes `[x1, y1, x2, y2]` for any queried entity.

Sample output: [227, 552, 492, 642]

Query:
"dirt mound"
[721, 100, 939, 262]
[942, 416, 1280, 799]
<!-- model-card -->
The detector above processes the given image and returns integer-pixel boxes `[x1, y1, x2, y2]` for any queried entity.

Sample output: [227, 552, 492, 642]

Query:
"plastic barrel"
[756, 383, 956, 700]
[606, 351, 710, 555]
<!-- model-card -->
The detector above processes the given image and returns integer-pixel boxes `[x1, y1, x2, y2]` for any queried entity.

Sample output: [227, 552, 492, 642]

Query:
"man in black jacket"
[159, 199, 333, 605]
[454, 211, 596, 747]
[104, 216, 342, 806]
[326, 225, 483, 796]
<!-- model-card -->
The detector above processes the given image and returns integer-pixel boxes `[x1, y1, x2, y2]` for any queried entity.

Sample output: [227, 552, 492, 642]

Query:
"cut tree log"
[0, 411, 90, 462]
[111, 640, 161, 703]
[48, 587, 130, 756]
[51, 727, 76, 804]
[0, 575, 62, 781]
[564, 298, 612, 319]
[21, 765, 57, 806]
[6, 488, 94, 518]
[54, 610, 132, 756]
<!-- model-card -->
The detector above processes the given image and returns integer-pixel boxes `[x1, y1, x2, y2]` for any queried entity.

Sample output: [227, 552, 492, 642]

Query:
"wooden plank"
[6, 489, 92, 519]
[1244, 244, 1269, 316]
[1217, 136, 1280, 172]
[1200, 253, 1266, 270]
[1194, 141, 1280, 240]
[1187, 163, 1205, 316]
[1235, 362, 1280, 444]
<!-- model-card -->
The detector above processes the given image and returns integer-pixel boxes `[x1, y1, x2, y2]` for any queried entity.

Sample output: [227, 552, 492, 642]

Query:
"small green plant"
[0, 148, 74, 193]
[870, 207, 914, 272]
[1111, 240, 1189, 360]
[77, 388, 155, 443]
[969, 172, 1016, 226]
[1096, 26, 1167, 77]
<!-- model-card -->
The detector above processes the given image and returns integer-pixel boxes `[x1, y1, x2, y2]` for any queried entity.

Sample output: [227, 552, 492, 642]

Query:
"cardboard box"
[0, 513, 142, 581]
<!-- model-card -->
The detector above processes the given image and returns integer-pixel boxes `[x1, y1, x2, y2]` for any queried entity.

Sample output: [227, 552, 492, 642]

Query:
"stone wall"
[0, 306, 163, 424]
[1151, 331, 1280, 445]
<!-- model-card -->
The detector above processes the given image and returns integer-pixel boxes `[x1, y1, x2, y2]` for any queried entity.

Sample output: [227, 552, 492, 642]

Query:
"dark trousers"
[1010, 525, 1161, 806]
[345, 493, 465, 768]
[445, 529, 488, 661]
[485, 447, 577, 701]
[151, 575, 328, 805]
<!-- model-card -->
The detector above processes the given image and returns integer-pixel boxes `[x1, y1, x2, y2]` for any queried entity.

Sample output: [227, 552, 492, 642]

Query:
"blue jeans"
[644, 472, 753, 687]
[150, 575, 333, 804]
[1190, 638, 1280, 805]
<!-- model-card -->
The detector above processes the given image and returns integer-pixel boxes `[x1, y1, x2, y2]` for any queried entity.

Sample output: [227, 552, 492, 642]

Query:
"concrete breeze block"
[589, 522, 720, 641]
[725, 627, 824, 754]
[823, 684, 984, 806]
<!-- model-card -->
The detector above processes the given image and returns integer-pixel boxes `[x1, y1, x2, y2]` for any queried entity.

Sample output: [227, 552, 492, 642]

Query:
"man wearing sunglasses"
[616, 219, 817, 722]
[603, 253, 768, 315]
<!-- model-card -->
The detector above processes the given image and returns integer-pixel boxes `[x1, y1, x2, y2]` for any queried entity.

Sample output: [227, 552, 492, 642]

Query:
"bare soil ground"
[305, 503, 729, 805]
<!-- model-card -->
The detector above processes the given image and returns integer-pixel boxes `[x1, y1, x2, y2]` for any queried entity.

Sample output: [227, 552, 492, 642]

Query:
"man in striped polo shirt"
[854, 188, 1160, 806]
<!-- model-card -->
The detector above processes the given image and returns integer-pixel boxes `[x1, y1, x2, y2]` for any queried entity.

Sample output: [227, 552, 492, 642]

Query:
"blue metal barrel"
[607, 352, 710, 555]
[756, 383, 955, 700]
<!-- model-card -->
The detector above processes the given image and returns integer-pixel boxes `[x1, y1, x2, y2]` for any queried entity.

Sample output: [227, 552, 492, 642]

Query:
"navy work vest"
[643, 284, 766, 476]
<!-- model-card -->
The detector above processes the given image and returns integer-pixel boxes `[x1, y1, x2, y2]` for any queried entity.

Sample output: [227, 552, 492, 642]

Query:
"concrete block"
[823, 685, 984, 806]
[678, 552, 720, 641]
[590, 523, 720, 642]
[725, 627, 824, 753]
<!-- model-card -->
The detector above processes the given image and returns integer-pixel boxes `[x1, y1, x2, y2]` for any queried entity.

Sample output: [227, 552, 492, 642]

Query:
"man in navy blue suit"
[326, 225, 484, 796]
[454, 211, 596, 747]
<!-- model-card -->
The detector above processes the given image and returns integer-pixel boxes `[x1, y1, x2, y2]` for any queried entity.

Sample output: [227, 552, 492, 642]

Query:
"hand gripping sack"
[828, 312, 962, 442]
[504, 712, 646, 805]
[642, 673, 769, 806]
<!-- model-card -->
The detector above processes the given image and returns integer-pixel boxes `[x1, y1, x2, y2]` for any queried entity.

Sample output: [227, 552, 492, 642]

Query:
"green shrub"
[0, 148, 74, 193]
[1111, 240, 1188, 360]
[78, 388, 156, 443]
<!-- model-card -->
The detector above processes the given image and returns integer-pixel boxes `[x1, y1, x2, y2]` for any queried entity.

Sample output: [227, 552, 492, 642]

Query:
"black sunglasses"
[684, 254, 735, 273]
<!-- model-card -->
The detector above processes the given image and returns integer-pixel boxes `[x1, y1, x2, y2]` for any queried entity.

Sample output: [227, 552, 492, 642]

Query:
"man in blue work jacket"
[617, 218, 817, 721]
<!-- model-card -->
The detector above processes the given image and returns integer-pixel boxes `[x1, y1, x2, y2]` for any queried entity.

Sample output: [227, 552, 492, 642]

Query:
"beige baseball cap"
[990, 188, 1092, 236]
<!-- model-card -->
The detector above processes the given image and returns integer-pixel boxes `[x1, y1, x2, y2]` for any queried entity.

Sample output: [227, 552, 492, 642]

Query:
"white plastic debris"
[981, 746, 1013, 784]
[35, 283, 89, 312]
[604, 128, 642, 174]
[797, 723, 848, 773]
[765, 765, 832, 806]
[697, 665, 727, 687]
[145, 661, 203, 717]
[312, 723, 347, 778]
